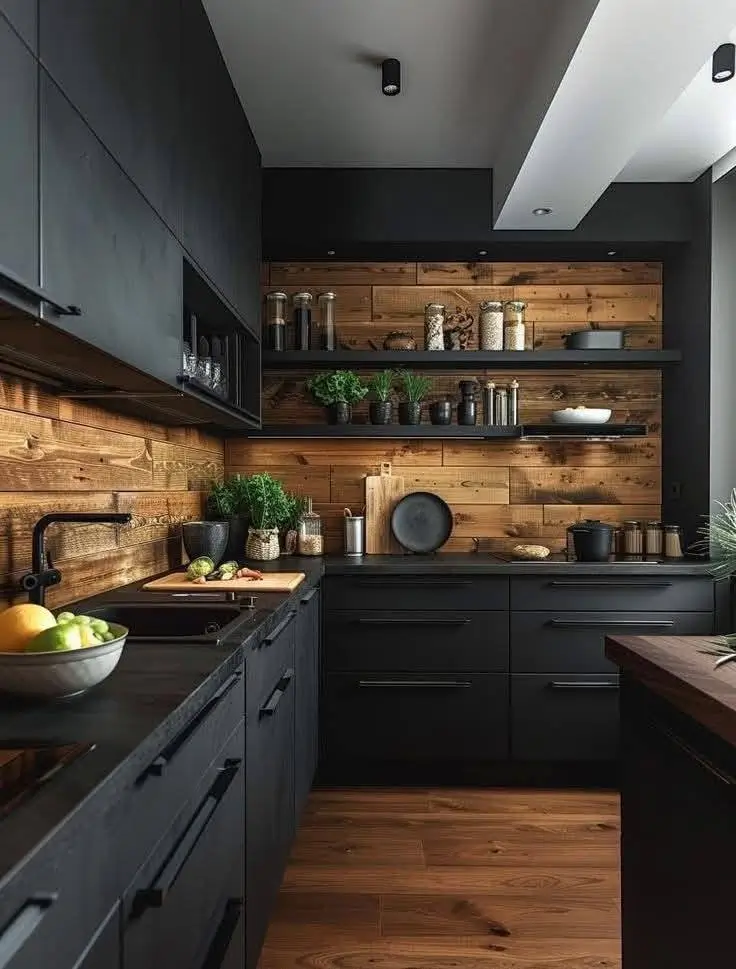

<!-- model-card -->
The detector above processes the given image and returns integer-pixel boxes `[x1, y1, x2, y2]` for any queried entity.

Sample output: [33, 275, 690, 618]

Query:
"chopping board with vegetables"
[143, 559, 305, 593]
[365, 462, 406, 554]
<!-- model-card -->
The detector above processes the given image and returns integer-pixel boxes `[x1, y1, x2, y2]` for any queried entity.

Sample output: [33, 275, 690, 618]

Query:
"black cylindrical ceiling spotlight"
[382, 58, 401, 96]
[713, 43, 735, 82]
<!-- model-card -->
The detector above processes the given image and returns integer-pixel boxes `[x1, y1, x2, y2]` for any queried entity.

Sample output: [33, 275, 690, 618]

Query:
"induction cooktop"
[0, 742, 94, 820]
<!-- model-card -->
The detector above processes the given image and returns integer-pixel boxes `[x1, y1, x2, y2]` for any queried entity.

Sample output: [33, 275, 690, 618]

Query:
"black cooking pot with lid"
[568, 520, 613, 562]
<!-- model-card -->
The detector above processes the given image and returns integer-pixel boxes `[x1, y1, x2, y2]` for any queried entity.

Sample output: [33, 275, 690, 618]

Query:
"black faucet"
[20, 513, 133, 606]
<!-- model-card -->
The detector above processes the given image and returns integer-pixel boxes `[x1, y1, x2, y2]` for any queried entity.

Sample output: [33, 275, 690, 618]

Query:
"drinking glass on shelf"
[182, 342, 198, 377]
[196, 356, 213, 386]
[211, 361, 225, 397]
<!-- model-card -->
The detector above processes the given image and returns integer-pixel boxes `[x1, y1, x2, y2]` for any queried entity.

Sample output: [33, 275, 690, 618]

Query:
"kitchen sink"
[84, 603, 264, 643]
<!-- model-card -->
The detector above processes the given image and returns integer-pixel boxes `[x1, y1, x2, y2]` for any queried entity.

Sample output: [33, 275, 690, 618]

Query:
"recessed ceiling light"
[326, 249, 336, 256]
[532, 207, 552, 216]
[607, 250, 617, 256]
[713, 43, 735, 82]
[477, 249, 488, 256]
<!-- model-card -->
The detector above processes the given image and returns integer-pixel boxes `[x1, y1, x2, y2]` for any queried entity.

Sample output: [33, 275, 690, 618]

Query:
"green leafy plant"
[283, 492, 308, 531]
[239, 473, 291, 530]
[696, 490, 736, 666]
[368, 370, 395, 402]
[306, 370, 368, 406]
[206, 475, 252, 519]
[398, 370, 432, 403]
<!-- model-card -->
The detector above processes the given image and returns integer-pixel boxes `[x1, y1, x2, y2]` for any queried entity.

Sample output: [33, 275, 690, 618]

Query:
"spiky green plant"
[697, 489, 736, 580]
[368, 370, 395, 402]
[398, 370, 432, 403]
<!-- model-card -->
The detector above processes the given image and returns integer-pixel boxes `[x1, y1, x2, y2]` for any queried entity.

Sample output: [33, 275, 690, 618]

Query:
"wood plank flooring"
[258, 788, 621, 969]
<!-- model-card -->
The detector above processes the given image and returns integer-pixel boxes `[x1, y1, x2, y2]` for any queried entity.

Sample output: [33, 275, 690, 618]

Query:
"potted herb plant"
[306, 370, 368, 424]
[368, 370, 395, 425]
[397, 370, 432, 425]
[235, 472, 290, 561]
[206, 476, 253, 560]
[281, 492, 308, 555]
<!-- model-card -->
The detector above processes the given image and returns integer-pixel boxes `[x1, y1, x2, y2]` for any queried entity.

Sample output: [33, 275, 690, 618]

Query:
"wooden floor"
[259, 788, 621, 968]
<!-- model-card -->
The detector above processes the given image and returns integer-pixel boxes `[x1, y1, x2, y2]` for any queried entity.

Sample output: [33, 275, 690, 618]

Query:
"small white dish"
[551, 407, 612, 424]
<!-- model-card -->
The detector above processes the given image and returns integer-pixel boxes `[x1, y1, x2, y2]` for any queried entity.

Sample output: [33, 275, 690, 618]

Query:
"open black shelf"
[262, 349, 681, 370]
[246, 423, 647, 440]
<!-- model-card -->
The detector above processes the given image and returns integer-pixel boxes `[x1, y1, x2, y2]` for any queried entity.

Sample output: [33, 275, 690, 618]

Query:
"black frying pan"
[391, 491, 453, 554]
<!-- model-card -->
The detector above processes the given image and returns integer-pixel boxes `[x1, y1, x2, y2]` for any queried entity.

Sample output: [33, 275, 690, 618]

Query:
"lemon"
[0, 604, 57, 653]
[25, 623, 83, 653]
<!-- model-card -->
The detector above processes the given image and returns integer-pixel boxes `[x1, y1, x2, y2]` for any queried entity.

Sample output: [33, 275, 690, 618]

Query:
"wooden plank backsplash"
[0, 376, 224, 609]
[229, 260, 664, 554]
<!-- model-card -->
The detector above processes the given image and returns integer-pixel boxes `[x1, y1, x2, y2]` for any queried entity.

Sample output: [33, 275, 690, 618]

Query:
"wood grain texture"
[509, 468, 661, 506]
[258, 787, 620, 969]
[262, 285, 372, 327]
[417, 261, 659, 285]
[0, 375, 223, 609]
[365, 465, 405, 554]
[270, 262, 416, 286]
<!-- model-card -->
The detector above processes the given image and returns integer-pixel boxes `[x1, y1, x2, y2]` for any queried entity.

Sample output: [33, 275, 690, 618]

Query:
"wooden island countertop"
[606, 633, 736, 748]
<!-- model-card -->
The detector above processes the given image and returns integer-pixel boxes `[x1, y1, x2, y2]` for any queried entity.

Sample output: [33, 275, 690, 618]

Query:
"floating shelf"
[262, 350, 681, 370]
[246, 424, 647, 440]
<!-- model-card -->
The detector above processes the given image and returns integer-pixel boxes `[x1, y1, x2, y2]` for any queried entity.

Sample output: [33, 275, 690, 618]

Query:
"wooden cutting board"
[143, 572, 305, 593]
[365, 462, 405, 554]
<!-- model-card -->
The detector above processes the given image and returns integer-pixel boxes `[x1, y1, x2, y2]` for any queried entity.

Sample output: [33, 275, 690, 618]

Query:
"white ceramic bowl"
[551, 407, 612, 424]
[0, 623, 127, 698]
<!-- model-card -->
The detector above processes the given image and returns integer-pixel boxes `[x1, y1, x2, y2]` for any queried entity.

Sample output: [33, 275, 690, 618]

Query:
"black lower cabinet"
[123, 722, 245, 969]
[324, 673, 509, 763]
[295, 587, 320, 820]
[511, 674, 620, 761]
[75, 906, 121, 969]
[620, 681, 736, 967]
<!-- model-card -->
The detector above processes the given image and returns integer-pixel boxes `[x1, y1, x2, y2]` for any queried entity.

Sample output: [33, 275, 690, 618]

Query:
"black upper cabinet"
[0, 16, 38, 285]
[38, 0, 181, 235]
[0, 0, 37, 53]
[181, 0, 261, 333]
[40, 74, 182, 383]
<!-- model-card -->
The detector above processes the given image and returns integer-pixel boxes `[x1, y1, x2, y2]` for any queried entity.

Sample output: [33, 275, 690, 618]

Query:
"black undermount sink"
[85, 603, 263, 644]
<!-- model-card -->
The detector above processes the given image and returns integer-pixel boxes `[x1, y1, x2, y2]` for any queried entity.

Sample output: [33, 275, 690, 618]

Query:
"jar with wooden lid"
[425, 303, 445, 350]
[297, 497, 324, 556]
[503, 301, 526, 350]
[663, 524, 684, 559]
[622, 520, 643, 555]
[479, 300, 504, 350]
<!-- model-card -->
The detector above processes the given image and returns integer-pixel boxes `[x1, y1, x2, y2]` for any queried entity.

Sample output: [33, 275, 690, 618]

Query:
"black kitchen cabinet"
[39, 0, 181, 234]
[0, 0, 36, 52]
[295, 587, 320, 820]
[40, 73, 183, 383]
[620, 681, 736, 968]
[0, 16, 38, 286]
[76, 906, 121, 969]
[181, 0, 261, 332]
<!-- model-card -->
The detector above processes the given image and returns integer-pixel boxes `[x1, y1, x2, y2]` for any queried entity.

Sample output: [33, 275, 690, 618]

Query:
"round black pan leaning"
[391, 491, 453, 554]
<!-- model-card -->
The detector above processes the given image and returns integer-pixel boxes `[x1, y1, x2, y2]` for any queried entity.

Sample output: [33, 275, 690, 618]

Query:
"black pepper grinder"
[457, 380, 478, 426]
[293, 292, 312, 351]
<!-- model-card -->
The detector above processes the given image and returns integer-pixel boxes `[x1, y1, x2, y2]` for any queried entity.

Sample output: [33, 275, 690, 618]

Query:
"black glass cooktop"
[0, 742, 94, 820]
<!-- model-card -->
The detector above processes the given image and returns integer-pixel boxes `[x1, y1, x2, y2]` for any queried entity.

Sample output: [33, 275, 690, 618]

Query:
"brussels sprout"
[219, 561, 239, 574]
[90, 619, 109, 635]
[186, 556, 215, 580]
[102, 631, 116, 642]
[73, 615, 93, 625]
[56, 611, 75, 624]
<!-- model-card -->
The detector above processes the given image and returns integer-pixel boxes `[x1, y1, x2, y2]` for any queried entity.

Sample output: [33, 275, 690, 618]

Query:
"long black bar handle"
[355, 579, 472, 589]
[548, 619, 675, 629]
[549, 681, 620, 691]
[144, 669, 242, 778]
[358, 679, 473, 689]
[259, 669, 295, 717]
[0, 263, 81, 317]
[262, 611, 296, 646]
[652, 721, 736, 787]
[546, 580, 672, 590]
[0, 894, 57, 969]
[355, 618, 471, 627]
[300, 588, 318, 605]
[135, 760, 242, 911]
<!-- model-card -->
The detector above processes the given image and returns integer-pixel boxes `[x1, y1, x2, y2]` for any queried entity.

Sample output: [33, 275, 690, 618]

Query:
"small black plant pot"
[327, 402, 352, 424]
[429, 401, 452, 425]
[369, 401, 393, 425]
[398, 401, 422, 425]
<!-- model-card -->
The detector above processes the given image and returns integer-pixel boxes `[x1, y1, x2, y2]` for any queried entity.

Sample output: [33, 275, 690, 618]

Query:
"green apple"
[25, 623, 83, 652]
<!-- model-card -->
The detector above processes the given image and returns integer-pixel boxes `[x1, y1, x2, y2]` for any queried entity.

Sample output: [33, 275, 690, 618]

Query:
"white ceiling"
[203, 0, 566, 168]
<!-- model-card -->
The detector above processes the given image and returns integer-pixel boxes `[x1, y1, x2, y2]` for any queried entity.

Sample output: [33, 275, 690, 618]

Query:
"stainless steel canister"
[343, 508, 365, 556]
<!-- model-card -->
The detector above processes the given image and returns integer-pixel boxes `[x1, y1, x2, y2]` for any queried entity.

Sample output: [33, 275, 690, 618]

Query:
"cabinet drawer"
[324, 673, 508, 763]
[123, 721, 245, 969]
[512, 611, 714, 673]
[325, 575, 509, 612]
[246, 609, 296, 711]
[326, 611, 509, 672]
[511, 576, 714, 612]
[116, 663, 244, 886]
[511, 674, 619, 761]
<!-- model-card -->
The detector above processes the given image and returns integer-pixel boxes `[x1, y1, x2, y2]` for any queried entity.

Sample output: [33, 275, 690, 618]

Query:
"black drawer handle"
[300, 588, 317, 604]
[144, 669, 242, 779]
[549, 681, 619, 691]
[354, 580, 472, 589]
[0, 895, 57, 969]
[260, 668, 295, 716]
[652, 721, 736, 787]
[0, 263, 81, 317]
[357, 679, 472, 689]
[134, 759, 242, 912]
[546, 580, 673, 590]
[354, 618, 471, 627]
[263, 611, 296, 645]
[548, 619, 675, 629]
[201, 898, 243, 969]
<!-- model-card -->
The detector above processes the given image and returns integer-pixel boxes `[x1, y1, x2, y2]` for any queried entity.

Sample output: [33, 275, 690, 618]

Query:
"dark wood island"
[606, 633, 736, 968]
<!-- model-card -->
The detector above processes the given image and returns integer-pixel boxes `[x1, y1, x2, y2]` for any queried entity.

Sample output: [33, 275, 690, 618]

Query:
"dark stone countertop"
[0, 561, 322, 889]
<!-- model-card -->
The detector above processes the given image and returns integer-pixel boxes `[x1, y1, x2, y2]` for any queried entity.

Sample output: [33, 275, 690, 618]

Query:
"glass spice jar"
[297, 497, 324, 556]
[266, 292, 287, 351]
[479, 300, 504, 350]
[318, 292, 337, 351]
[503, 300, 526, 351]
[623, 520, 643, 555]
[425, 303, 446, 350]
[664, 524, 684, 559]
[645, 520, 663, 556]
[293, 292, 313, 351]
